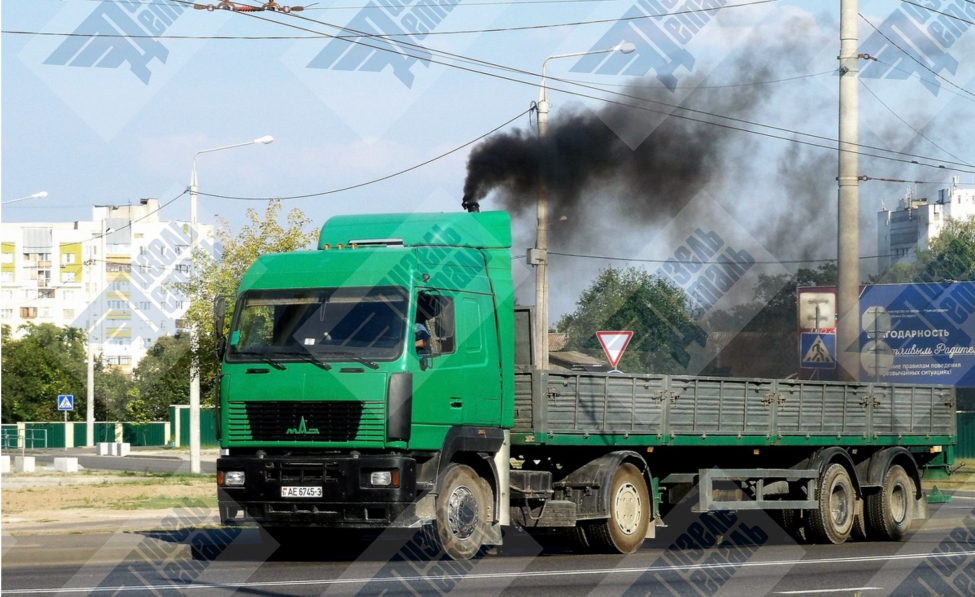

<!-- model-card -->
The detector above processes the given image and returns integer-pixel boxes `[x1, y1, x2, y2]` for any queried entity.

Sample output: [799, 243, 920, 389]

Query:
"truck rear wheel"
[582, 463, 650, 554]
[435, 464, 490, 560]
[807, 463, 855, 544]
[865, 464, 914, 541]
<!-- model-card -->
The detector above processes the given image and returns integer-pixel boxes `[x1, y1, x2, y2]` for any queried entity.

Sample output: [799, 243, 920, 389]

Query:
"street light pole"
[838, 0, 860, 380]
[2, 191, 49, 206]
[188, 136, 274, 474]
[534, 43, 634, 370]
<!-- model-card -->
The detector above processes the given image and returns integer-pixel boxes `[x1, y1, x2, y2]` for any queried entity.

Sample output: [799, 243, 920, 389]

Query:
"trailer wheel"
[866, 465, 914, 541]
[435, 464, 490, 560]
[852, 501, 869, 541]
[808, 463, 855, 544]
[582, 463, 650, 554]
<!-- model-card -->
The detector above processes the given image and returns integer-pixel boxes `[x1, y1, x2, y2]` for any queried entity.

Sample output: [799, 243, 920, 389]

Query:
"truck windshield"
[228, 286, 407, 363]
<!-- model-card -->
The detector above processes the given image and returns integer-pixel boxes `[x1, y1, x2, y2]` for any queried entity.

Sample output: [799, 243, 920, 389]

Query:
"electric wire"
[7, 0, 970, 173]
[195, 109, 530, 200]
[224, 5, 975, 173]
[899, 0, 975, 26]
[4, 0, 783, 39]
[859, 79, 972, 167]
[82, 190, 190, 244]
[859, 12, 975, 101]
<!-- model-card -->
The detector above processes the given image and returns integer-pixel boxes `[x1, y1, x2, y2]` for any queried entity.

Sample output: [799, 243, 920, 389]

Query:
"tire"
[769, 509, 808, 544]
[807, 463, 856, 544]
[435, 464, 491, 560]
[865, 464, 915, 542]
[582, 463, 650, 554]
[852, 506, 869, 541]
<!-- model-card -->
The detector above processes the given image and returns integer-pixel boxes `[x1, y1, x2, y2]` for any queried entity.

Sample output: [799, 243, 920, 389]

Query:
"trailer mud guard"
[857, 447, 922, 500]
[559, 451, 653, 520]
[805, 447, 863, 499]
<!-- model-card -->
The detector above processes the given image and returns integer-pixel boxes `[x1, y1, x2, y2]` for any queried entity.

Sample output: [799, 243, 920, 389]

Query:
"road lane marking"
[776, 588, 882, 595]
[4, 550, 975, 595]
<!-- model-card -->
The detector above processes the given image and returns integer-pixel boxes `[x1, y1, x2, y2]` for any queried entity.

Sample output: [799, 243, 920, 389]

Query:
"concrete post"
[837, 0, 860, 380]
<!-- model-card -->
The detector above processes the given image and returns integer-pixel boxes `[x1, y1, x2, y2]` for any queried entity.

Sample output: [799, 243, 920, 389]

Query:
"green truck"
[214, 211, 956, 559]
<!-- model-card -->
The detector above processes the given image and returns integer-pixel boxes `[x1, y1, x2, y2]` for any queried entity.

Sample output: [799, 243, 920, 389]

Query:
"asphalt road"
[5, 509, 975, 597]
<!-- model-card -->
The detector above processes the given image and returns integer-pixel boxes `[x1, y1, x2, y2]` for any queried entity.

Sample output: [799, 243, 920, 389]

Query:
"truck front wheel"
[582, 463, 650, 554]
[808, 463, 855, 544]
[435, 464, 491, 560]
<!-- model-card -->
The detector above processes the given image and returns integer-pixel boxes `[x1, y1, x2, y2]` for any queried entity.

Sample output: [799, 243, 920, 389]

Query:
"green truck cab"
[216, 211, 955, 559]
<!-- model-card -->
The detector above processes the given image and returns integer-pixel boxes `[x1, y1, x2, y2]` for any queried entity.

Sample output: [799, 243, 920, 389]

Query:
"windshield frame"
[225, 285, 409, 365]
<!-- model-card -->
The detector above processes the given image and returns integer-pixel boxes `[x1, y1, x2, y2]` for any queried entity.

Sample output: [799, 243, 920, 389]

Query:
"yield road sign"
[596, 331, 633, 371]
[57, 394, 74, 411]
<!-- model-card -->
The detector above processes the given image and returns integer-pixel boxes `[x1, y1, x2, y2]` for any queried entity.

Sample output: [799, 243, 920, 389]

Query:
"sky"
[2, 0, 974, 320]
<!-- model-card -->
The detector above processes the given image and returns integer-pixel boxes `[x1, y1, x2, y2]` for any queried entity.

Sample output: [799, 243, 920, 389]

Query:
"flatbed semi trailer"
[214, 211, 955, 559]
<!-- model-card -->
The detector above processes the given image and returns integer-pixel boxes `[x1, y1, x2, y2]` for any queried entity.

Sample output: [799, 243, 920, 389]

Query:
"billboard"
[798, 283, 975, 386]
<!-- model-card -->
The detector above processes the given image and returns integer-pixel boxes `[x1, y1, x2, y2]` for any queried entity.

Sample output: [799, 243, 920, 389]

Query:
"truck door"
[411, 290, 468, 429]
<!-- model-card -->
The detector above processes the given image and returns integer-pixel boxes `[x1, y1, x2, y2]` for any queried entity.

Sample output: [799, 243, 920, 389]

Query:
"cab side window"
[416, 292, 455, 355]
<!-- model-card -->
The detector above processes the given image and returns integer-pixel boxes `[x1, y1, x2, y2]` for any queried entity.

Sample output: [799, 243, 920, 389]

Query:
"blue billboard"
[800, 283, 975, 386]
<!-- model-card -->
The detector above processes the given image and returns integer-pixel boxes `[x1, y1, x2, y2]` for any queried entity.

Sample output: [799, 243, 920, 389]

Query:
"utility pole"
[838, 0, 860, 380]
[189, 168, 201, 475]
[86, 245, 94, 448]
[535, 96, 550, 370]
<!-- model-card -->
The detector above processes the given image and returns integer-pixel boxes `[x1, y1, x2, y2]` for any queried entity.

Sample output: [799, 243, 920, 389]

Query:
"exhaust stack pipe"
[462, 193, 480, 213]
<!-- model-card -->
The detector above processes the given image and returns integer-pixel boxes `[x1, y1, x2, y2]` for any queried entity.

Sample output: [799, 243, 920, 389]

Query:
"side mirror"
[419, 355, 430, 371]
[213, 295, 229, 360]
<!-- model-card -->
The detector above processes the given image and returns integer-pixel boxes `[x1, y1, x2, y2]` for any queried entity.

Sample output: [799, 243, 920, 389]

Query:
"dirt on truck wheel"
[808, 463, 856, 544]
[866, 464, 915, 541]
[435, 464, 491, 561]
[581, 463, 650, 554]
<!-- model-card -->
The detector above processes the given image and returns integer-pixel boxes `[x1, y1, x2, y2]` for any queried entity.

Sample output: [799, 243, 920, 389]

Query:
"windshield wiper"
[285, 352, 333, 371]
[323, 351, 380, 370]
[235, 351, 287, 370]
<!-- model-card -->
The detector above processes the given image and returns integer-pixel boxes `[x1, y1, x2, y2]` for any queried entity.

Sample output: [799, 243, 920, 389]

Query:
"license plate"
[281, 486, 323, 498]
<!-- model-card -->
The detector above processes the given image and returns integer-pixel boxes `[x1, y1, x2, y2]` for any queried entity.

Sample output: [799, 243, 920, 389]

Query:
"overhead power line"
[6, 0, 782, 39]
[196, 109, 531, 200]
[859, 12, 975, 101]
[84, 191, 189, 243]
[24, 0, 774, 9]
[859, 80, 972, 167]
[899, 0, 975, 26]
[221, 4, 975, 175]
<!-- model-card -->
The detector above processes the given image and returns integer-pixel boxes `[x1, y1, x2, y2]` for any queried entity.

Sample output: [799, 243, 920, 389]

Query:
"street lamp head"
[253, 135, 275, 145]
[31, 191, 49, 199]
[615, 42, 637, 55]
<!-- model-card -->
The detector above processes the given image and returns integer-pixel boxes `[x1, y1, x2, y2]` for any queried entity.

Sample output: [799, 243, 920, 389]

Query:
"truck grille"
[227, 401, 384, 443]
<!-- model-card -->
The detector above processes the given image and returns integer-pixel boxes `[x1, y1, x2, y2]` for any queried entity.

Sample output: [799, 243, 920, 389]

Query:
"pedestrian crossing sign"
[800, 333, 836, 370]
[57, 394, 74, 411]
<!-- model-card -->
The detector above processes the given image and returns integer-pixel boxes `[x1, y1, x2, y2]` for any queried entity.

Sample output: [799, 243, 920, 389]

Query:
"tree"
[126, 334, 191, 421]
[873, 215, 975, 284]
[1, 323, 113, 422]
[173, 200, 318, 404]
[556, 266, 704, 374]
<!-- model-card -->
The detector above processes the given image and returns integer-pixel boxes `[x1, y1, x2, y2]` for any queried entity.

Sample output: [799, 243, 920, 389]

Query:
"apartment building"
[1, 199, 215, 371]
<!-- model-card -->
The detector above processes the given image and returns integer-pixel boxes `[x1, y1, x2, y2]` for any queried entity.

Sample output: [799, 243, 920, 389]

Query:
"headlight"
[370, 471, 393, 486]
[223, 471, 246, 487]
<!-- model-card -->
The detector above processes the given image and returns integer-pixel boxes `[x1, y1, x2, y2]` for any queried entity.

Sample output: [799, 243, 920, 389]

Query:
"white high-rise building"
[1, 199, 215, 371]
[877, 178, 975, 272]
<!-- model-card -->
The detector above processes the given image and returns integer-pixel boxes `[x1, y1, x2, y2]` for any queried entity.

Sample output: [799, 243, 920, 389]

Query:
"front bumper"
[217, 454, 418, 528]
